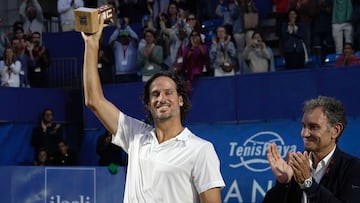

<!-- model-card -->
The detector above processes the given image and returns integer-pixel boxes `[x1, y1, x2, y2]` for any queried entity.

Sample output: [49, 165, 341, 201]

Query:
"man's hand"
[288, 151, 311, 184]
[267, 143, 294, 184]
[81, 15, 105, 45]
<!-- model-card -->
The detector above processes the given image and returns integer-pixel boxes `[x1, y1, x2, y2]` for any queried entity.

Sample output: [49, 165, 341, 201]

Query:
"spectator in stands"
[98, 32, 114, 84]
[165, 22, 191, 73]
[331, 0, 353, 54]
[96, 130, 127, 166]
[0, 17, 10, 60]
[81, 18, 225, 201]
[273, 0, 290, 38]
[11, 35, 34, 87]
[229, 0, 245, 72]
[183, 30, 209, 90]
[263, 96, 360, 203]
[352, 0, 360, 51]
[289, 0, 316, 55]
[31, 108, 63, 161]
[109, 17, 139, 83]
[0, 47, 22, 87]
[33, 148, 51, 166]
[215, 0, 232, 26]
[281, 8, 306, 69]
[312, 0, 334, 60]
[243, 31, 274, 73]
[13, 26, 26, 41]
[166, 1, 179, 27]
[137, 28, 163, 82]
[53, 140, 77, 166]
[185, 13, 203, 39]
[19, 0, 44, 36]
[149, 0, 170, 24]
[57, 0, 84, 32]
[28, 31, 50, 87]
[210, 25, 237, 77]
[336, 42, 360, 66]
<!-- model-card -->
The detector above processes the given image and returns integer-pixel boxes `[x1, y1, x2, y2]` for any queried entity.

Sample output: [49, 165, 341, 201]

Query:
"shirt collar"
[142, 127, 190, 145]
[309, 145, 336, 171]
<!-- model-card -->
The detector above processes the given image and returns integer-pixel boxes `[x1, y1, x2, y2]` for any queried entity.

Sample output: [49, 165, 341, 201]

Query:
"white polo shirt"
[112, 112, 225, 203]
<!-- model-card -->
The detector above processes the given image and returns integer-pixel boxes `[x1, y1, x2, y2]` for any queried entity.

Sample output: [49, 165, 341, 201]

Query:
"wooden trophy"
[74, 5, 115, 33]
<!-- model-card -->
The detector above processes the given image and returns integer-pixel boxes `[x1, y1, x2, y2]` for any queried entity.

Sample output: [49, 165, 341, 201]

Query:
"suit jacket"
[262, 147, 360, 203]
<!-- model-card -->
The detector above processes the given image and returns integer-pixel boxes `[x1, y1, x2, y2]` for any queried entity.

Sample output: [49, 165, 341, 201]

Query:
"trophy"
[74, 5, 115, 33]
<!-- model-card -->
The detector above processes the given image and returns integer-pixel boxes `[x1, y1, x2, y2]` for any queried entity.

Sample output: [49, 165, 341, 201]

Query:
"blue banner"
[1, 118, 360, 203]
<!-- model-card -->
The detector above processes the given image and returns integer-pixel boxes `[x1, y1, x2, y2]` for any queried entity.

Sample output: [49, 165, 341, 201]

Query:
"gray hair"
[303, 96, 347, 140]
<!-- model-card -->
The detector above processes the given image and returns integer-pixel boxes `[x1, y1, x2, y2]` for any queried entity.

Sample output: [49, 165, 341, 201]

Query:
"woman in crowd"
[0, 47, 21, 87]
[281, 8, 306, 69]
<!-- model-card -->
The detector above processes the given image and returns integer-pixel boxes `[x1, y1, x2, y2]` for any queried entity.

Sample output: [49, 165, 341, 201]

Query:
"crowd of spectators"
[2, 0, 360, 90]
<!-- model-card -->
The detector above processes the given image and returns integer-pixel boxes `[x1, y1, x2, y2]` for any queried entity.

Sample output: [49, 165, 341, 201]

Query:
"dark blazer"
[263, 147, 360, 203]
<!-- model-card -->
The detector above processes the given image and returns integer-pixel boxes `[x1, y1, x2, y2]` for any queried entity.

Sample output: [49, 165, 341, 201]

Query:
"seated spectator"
[137, 28, 163, 82]
[53, 140, 77, 166]
[183, 30, 209, 89]
[109, 17, 139, 83]
[19, 0, 44, 36]
[98, 32, 114, 84]
[209, 25, 237, 77]
[28, 32, 50, 87]
[243, 31, 273, 73]
[0, 47, 21, 87]
[336, 42, 360, 66]
[96, 130, 127, 166]
[57, 0, 84, 32]
[33, 148, 51, 166]
[31, 108, 63, 161]
[281, 8, 307, 70]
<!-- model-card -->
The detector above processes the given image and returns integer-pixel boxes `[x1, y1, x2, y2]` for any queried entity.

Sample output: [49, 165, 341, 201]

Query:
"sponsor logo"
[229, 131, 297, 172]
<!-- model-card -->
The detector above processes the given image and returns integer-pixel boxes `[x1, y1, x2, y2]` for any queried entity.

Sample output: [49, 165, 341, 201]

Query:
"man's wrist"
[299, 176, 313, 189]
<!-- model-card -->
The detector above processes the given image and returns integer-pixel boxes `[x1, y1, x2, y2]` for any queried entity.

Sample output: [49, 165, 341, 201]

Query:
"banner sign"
[1, 119, 359, 203]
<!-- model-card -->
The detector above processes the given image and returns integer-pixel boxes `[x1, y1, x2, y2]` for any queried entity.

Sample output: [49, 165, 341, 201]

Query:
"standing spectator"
[19, 0, 44, 36]
[229, 0, 245, 72]
[281, 8, 307, 69]
[137, 28, 163, 82]
[57, 0, 84, 32]
[335, 42, 360, 66]
[183, 30, 209, 89]
[209, 25, 237, 77]
[0, 47, 22, 87]
[243, 31, 274, 73]
[289, 0, 317, 55]
[273, 0, 290, 38]
[53, 140, 77, 166]
[331, 0, 353, 54]
[263, 96, 360, 203]
[31, 108, 64, 161]
[28, 32, 50, 87]
[109, 17, 139, 83]
[0, 17, 10, 60]
[352, 0, 360, 51]
[98, 32, 114, 84]
[312, 0, 334, 60]
[11, 35, 35, 87]
[96, 130, 127, 166]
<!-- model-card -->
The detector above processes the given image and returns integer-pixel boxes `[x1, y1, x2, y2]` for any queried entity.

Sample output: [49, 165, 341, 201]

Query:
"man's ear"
[332, 123, 344, 140]
[179, 96, 184, 107]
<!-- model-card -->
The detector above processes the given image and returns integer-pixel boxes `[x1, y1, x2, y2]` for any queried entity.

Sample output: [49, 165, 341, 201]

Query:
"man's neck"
[154, 120, 184, 144]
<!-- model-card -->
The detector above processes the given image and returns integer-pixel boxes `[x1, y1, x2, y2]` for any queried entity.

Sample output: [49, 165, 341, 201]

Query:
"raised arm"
[81, 17, 119, 135]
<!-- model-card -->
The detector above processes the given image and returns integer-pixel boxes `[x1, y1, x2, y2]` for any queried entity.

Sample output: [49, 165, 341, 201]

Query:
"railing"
[48, 57, 80, 88]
